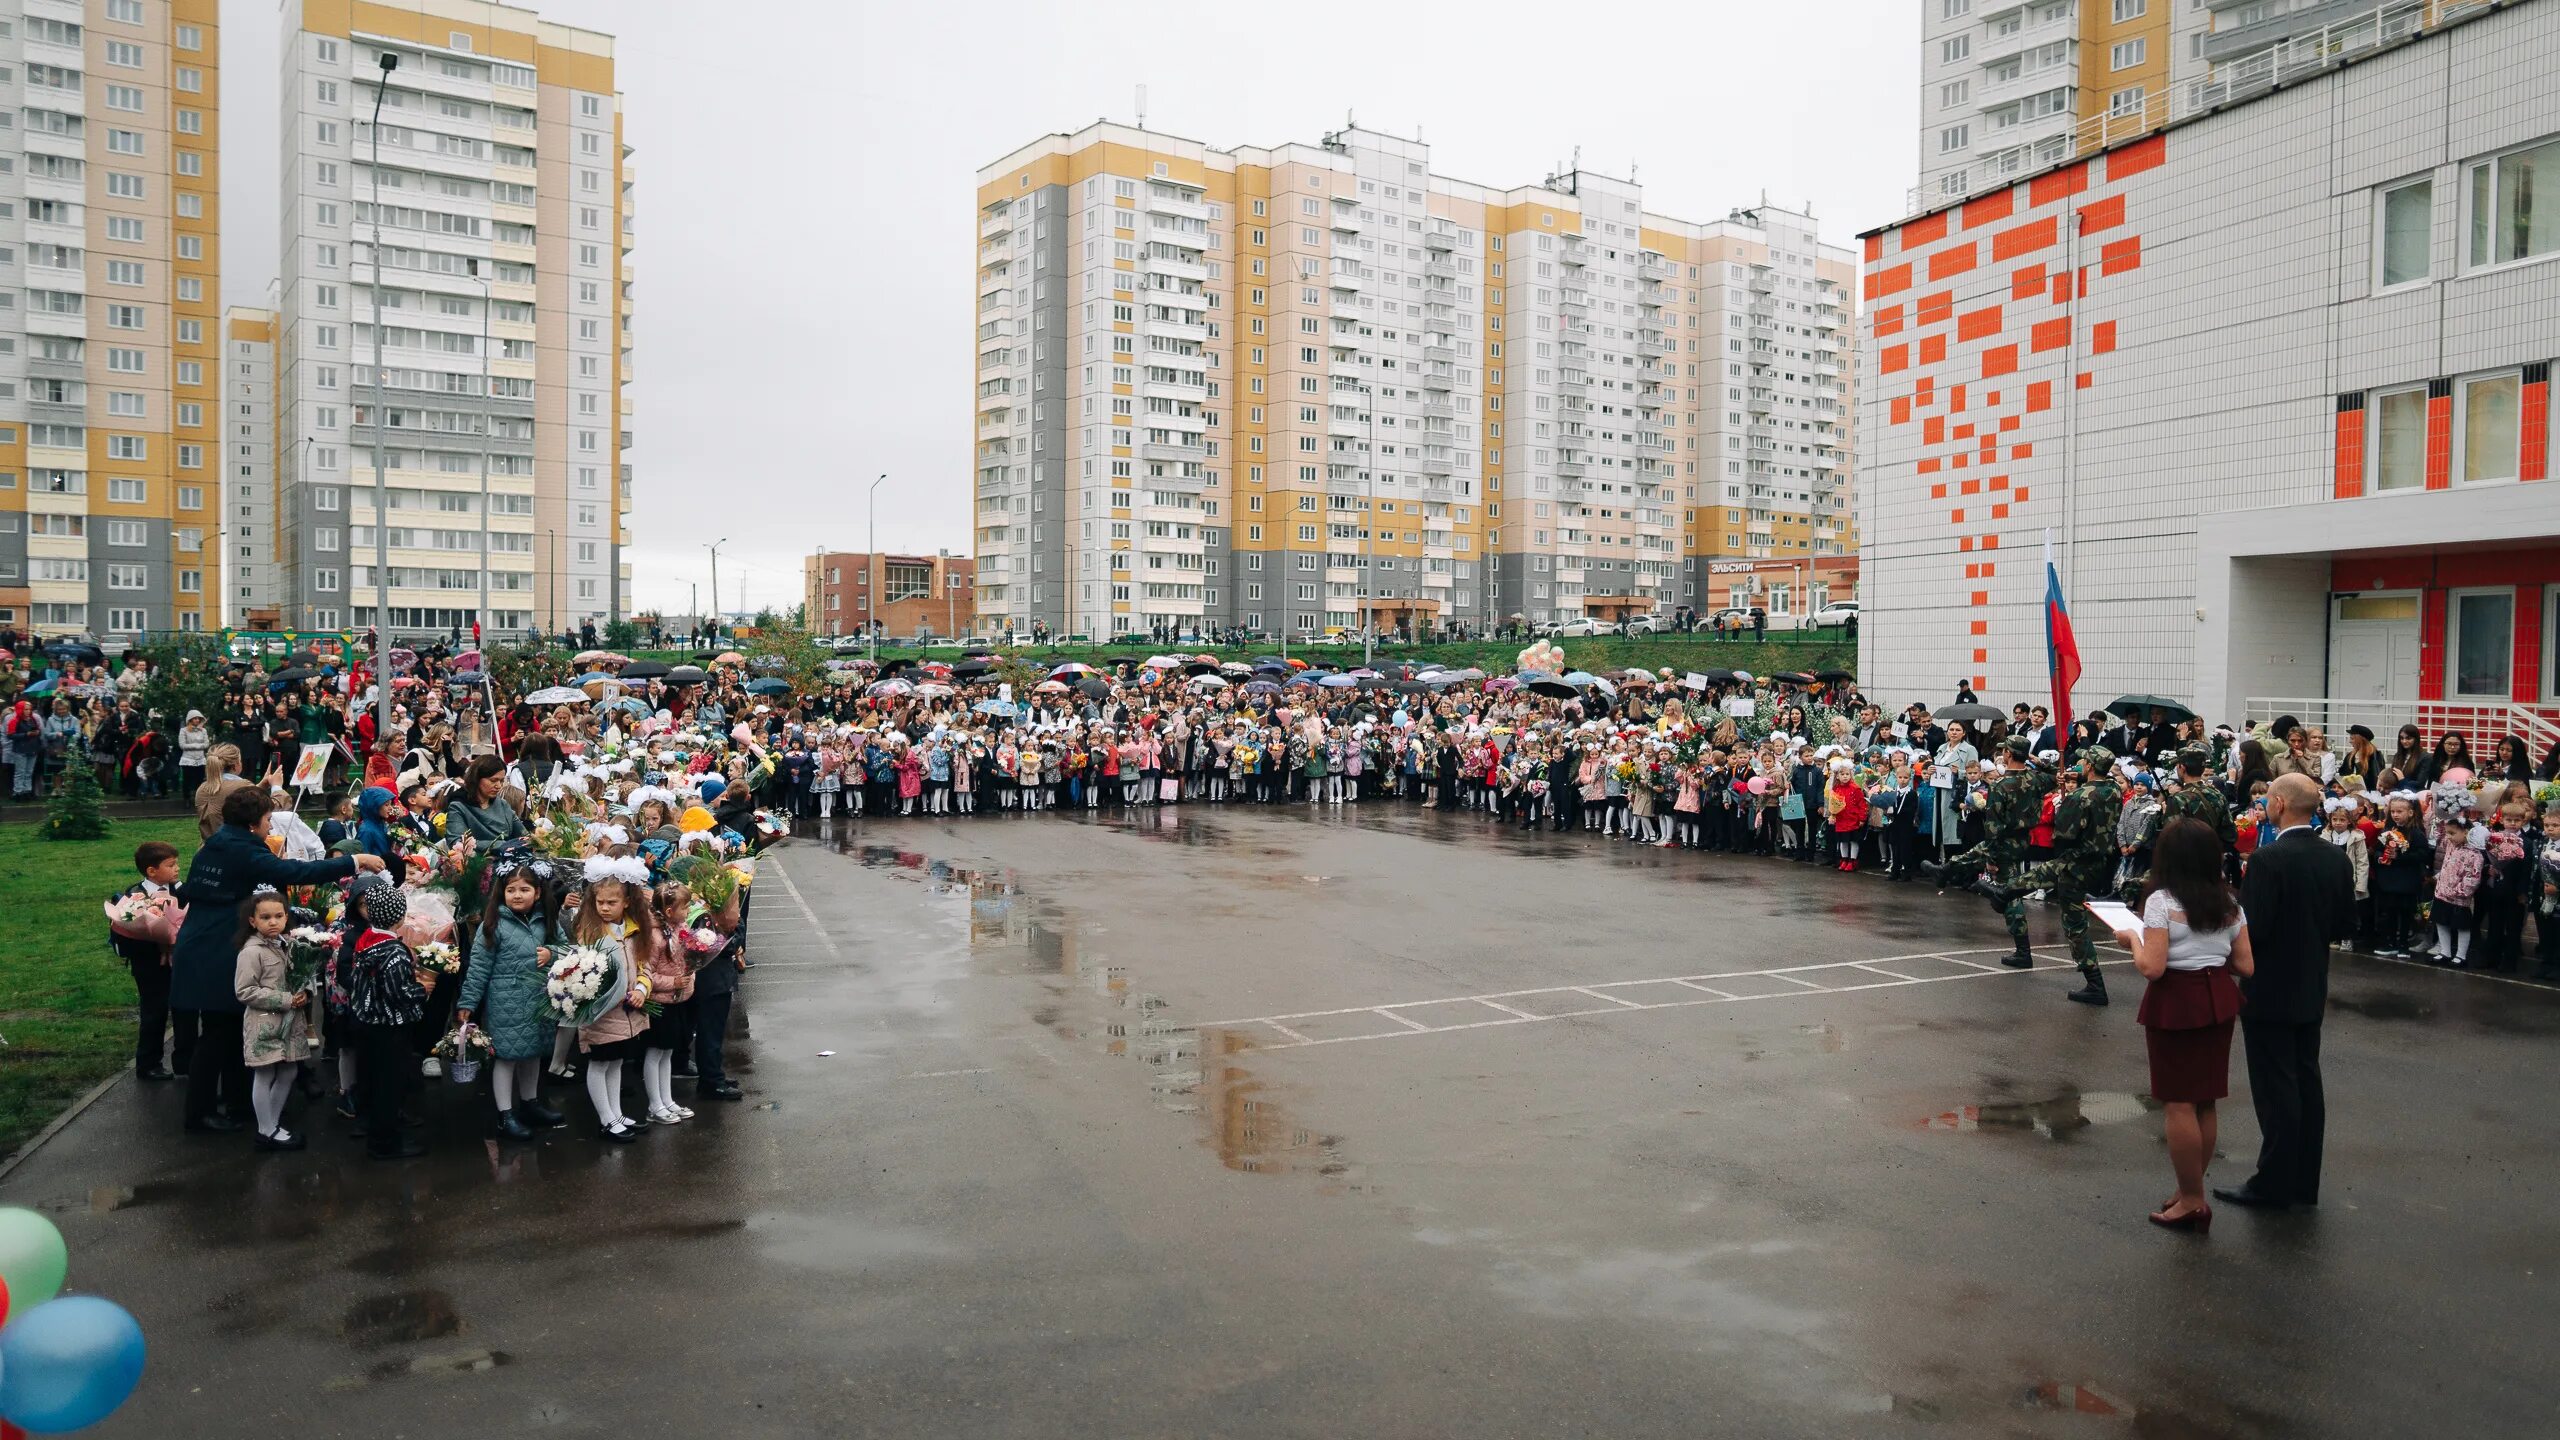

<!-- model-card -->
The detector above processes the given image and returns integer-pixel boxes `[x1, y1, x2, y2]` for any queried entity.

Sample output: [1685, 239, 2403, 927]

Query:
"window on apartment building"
[2378, 177, 2433, 288]
[2448, 589, 2513, 697]
[2112, 0, 2147, 18]
[2465, 135, 2558, 270]
[1940, 125, 1971, 153]
[2110, 38, 2147, 69]
[1943, 0, 1970, 15]
[2459, 371, 2520, 484]
[2367, 385, 2427, 491]
[1940, 80, 1970, 107]
[1942, 35, 1970, 63]
[2109, 86, 2146, 118]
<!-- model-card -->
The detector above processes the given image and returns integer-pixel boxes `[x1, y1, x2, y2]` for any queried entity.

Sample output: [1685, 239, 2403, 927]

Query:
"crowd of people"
[30, 627, 2559, 1163]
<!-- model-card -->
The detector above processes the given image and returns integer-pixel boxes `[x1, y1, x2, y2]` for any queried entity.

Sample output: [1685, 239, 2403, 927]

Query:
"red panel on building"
[1924, 415, 1946, 444]
[2077, 193, 2127, 234]
[1957, 305, 2003, 341]
[2090, 320, 2118, 354]
[1866, 262, 1912, 300]
[1920, 334, 1949, 364]
[1865, 234, 1884, 262]
[2100, 236, 2143, 276]
[2419, 588, 2448, 700]
[2106, 133, 2167, 181]
[1890, 395, 1912, 425]
[2523, 377, 2550, 481]
[1981, 345, 2018, 378]
[1881, 343, 1910, 374]
[1917, 290, 1955, 325]
[2517, 585, 2546, 703]
[1992, 216, 2058, 263]
[2425, 390, 2452, 490]
[2030, 317, 2070, 352]
[2334, 404, 2366, 499]
[2012, 264, 2047, 300]
[2026, 380, 2054, 413]
[1875, 304, 1906, 337]
[2029, 164, 2090, 206]
[1903, 211, 1950, 249]
[1928, 243, 1979, 280]
[1964, 189, 2016, 229]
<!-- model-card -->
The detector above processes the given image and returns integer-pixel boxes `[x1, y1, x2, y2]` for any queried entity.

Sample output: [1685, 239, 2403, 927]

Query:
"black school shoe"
[698, 1079, 744, 1101]
[517, 1099, 568, 1128]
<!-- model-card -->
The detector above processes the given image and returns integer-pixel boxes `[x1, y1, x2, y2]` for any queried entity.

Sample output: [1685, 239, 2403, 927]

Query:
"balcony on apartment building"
[1144, 185, 1211, 223]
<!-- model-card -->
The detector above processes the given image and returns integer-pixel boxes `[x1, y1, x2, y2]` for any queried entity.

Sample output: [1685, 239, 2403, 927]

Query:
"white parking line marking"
[1196, 948, 2115, 1052]
[766, 857, 843, 958]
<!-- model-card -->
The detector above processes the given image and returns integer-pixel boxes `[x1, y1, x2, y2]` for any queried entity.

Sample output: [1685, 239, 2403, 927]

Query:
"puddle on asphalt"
[2329, 990, 2434, 1021]
[342, 1288, 463, 1348]
[1920, 1090, 2158, 1138]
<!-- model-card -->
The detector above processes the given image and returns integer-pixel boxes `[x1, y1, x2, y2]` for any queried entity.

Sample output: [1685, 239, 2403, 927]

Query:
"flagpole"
[2059, 213, 2082, 611]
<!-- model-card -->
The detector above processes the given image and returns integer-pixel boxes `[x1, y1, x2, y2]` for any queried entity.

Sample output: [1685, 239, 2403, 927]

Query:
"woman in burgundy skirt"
[2112, 817, 2255, 1234]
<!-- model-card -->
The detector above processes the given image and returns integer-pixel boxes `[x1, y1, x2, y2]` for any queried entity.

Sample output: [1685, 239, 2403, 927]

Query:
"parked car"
[1554, 617, 1608, 638]
[1617, 615, 1669, 636]
[1807, 601, 1861, 630]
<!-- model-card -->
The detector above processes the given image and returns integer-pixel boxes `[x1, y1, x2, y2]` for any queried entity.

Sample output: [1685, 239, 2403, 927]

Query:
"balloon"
[0, 1211, 66, 1327]
[0, 1296, 145, 1434]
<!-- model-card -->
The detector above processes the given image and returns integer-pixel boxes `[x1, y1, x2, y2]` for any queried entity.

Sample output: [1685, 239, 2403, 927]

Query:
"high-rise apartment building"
[274, 0, 632, 643]
[0, 0, 223, 640]
[973, 123, 1853, 641]
[221, 304, 275, 626]
[1913, 0, 2475, 211]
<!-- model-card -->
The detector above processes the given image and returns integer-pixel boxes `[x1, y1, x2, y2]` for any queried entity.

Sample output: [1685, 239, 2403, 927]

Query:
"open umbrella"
[1183, 658, 1223, 676]
[951, 660, 994, 678]
[1766, 671, 1814, 686]
[18, 678, 57, 697]
[447, 670, 487, 687]
[45, 642, 104, 663]
[1285, 657, 1309, 671]
[914, 662, 953, 678]
[1527, 677, 1579, 699]
[386, 647, 419, 674]
[618, 659, 672, 680]
[1075, 677, 1112, 699]
[1934, 703, 2005, 729]
[526, 686, 589, 706]
[1219, 661, 1255, 676]
[1395, 679, 1434, 694]
[866, 678, 913, 697]
[1034, 680, 1071, 694]
[1291, 672, 1332, 688]
[745, 677, 793, 696]
[1188, 674, 1230, 690]
[573, 649, 610, 664]
[1564, 672, 1618, 698]
[1484, 676, 1523, 693]
[1241, 680, 1281, 695]
[1353, 675, 1394, 691]
[714, 651, 746, 665]
[1318, 673, 1359, 689]
[267, 665, 318, 686]
[1048, 662, 1096, 677]
[1619, 669, 1656, 686]
[974, 698, 1019, 718]
[599, 696, 650, 718]
[2108, 693, 2195, 722]
[664, 665, 709, 686]
[1251, 656, 1287, 670]
[1143, 656, 1184, 671]
[913, 682, 955, 698]
[1813, 668, 1857, 683]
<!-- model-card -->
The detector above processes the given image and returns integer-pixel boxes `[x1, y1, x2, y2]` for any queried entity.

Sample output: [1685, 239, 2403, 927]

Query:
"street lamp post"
[543, 529, 560, 634]
[366, 49, 398, 747]
[866, 473, 887, 663]
[469, 257, 491, 645]
[1362, 379, 1377, 668]
[706, 537, 728, 639]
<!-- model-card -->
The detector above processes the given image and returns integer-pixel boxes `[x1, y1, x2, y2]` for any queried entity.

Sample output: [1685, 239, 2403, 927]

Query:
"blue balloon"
[0, 1296, 146, 1434]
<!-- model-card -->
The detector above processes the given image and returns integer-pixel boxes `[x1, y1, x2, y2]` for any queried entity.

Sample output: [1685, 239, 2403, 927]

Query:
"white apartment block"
[274, 0, 630, 642]
[222, 305, 275, 624]
[973, 124, 1854, 641]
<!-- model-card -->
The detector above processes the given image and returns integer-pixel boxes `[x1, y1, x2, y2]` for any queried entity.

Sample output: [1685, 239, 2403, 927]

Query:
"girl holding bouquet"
[640, 878, 702, 1125]
[571, 866, 653, 1142]
[233, 888, 317, 1151]
[456, 857, 568, 1142]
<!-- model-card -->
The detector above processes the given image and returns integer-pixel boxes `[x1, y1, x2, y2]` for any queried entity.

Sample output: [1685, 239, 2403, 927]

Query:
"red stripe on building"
[2419, 588, 2448, 699]
[2516, 584, 2545, 703]
[1920, 334, 1949, 365]
[1865, 234, 1883, 263]
[2090, 321, 2117, 353]
[2522, 378, 2550, 480]
[2026, 381, 2054, 413]
[1957, 305, 2002, 341]
[1917, 290, 1955, 325]
[1928, 243, 1979, 280]
[1866, 262, 1912, 300]
[1981, 344, 2018, 378]
[1963, 189, 2016, 228]
[2100, 236, 2142, 276]
[2030, 318, 2069, 352]
[1881, 343, 1910, 374]
[2011, 264, 2046, 300]
[2076, 194, 2127, 234]
[1903, 212, 1950, 249]
[1992, 216, 2058, 263]
[2106, 133, 2167, 181]
[1875, 304, 1906, 337]
[2425, 390, 2452, 490]
[2334, 404, 2366, 500]
[2029, 164, 2089, 207]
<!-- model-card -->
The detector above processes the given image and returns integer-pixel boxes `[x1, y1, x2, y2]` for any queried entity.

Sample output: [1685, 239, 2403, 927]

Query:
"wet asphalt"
[6, 800, 2557, 1438]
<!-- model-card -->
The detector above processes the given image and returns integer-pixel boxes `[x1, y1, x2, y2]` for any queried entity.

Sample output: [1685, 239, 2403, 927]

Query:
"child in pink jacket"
[2429, 817, 2483, 967]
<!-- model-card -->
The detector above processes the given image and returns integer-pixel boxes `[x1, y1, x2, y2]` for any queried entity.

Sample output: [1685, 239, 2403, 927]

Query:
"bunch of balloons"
[1516, 640, 1568, 676]
[0, 1209, 145, 1434]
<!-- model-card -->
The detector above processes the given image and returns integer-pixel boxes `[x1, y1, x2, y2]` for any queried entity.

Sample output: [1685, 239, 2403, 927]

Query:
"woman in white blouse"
[2111, 816, 2255, 1234]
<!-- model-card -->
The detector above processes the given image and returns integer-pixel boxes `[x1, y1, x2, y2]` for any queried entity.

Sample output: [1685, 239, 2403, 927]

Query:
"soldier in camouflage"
[1998, 746, 2125, 1006]
[1942, 737, 2055, 968]
[2162, 745, 2237, 873]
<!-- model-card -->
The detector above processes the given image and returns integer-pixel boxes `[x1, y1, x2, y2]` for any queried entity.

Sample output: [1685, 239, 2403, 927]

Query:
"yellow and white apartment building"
[0, 0, 224, 639]
[973, 123, 1856, 641]
[274, 0, 632, 642]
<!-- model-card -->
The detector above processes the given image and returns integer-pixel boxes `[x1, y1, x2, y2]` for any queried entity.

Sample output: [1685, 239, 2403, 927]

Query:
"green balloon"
[0, 1207, 68, 1323]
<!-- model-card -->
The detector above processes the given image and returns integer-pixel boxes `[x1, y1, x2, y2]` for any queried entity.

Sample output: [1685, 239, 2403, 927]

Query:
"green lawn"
[0, 816, 201, 1160]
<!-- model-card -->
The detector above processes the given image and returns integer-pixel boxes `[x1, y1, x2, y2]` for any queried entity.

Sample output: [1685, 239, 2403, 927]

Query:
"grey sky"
[220, 0, 1923, 619]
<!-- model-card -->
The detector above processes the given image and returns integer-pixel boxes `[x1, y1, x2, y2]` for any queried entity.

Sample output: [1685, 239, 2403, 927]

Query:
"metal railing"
[1907, 0, 2497, 216]
[2243, 696, 2560, 757]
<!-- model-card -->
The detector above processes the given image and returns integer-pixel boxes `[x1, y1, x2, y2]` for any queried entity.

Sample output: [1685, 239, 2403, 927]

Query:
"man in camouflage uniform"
[1939, 736, 2053, 969]
[2162, 744, 2238, 876]
[1997, 746, 2125, 1006]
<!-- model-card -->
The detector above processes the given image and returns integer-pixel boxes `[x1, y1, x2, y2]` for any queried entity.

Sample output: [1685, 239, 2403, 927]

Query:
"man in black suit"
[2217, 773, 2355, 1211]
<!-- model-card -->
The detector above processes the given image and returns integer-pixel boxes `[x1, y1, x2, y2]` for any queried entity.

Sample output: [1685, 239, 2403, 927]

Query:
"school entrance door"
[2327, 592, 2420, 706]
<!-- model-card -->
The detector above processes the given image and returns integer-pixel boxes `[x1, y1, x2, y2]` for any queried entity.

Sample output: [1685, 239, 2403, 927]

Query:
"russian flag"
[2043, 532, 2079, 744]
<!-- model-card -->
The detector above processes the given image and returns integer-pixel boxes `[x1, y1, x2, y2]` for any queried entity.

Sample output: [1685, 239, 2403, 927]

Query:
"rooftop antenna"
[1135, 83, 1147, 130]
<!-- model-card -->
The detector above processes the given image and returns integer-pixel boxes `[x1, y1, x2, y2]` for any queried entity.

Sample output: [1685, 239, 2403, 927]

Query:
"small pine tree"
[42, 761, 110, 842]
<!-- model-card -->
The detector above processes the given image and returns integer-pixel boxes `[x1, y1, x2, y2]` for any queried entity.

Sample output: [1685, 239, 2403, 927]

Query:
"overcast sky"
[220, 0, 1923, 617]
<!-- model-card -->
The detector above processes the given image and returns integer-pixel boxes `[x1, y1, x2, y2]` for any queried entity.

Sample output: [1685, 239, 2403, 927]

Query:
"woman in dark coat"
[171, 786, 381, 1132]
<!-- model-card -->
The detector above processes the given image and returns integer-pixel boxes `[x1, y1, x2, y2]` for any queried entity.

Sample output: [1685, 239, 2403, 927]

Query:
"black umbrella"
[1182, 659, 1222, 676]
[268, 665, 318, 686]
[1526, 678, 1579, 699]
[879, 658, 916, 676]
[447, 670, 488, 687]
[1394, 678, 1434, 694]
[1075, 677, 1111, 699]
[1353, 675, 1394, 691]
[1814, 668, 1856, 683]
[45, 641, 104, 663]
[1935, 703, 2004, 729]
[1766, 671, 1814, 685]
[692, 651, 720, 665]
[2107, 693, 2195, 723]
[618, 659, 672, 679]
[952, 659, 994, 677]
[664, 665, 709, 686]
[1251, 656, 1287, 670]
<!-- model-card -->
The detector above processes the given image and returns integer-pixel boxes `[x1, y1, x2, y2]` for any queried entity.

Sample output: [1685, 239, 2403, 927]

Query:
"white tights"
[550, 1028, 577, 1072]
[641, 1047, 678, 1114]
[336, 1049, 359, 1094]
[250, 1064, 295, 1139]
[490, 1058, 542, 1113]
[2435, 922, 2471, 963]
[584, 1058, 629, 1129]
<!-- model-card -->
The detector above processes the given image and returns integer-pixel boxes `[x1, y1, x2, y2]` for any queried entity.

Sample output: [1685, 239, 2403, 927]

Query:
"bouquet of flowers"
[543, 943, 629, 1028]
[429, 1020, 493, 1084]
[283, 924, 340, 997]
[396, 886, 459, 949]
[103, 890, 185, 946]
[675, 920, 728, 973]
[676, 853, 741, 911]
[412, 940, 461, 978]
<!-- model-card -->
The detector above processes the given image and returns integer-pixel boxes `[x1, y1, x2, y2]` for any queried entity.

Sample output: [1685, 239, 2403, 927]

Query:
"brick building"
[1856, 0, 2559, 750]
[804, 551, 976, 639]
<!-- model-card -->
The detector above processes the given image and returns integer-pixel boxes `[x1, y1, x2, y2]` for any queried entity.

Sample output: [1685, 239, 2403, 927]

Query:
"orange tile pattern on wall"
[1861, 138, 2160, 695]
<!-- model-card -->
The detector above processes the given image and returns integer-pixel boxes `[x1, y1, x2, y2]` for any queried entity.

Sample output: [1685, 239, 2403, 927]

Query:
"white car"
[1554, 617, 1608, 638]
[1617, 615, 1668, 636]
[1808, 601, 1861, 630]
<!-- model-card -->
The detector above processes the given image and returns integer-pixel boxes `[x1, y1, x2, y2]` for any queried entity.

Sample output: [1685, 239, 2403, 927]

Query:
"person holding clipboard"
[2097, 816, 2254, 1234]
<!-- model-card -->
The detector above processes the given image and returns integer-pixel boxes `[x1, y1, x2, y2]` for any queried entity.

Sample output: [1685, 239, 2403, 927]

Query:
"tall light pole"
[866, 472, 887, 662]
[1362, 379, 1377, 668]
[706, 536, 727, 638]
[543, 529, 560, 634]
[365, 48, 397, 745]
[469, 256, 491, 644]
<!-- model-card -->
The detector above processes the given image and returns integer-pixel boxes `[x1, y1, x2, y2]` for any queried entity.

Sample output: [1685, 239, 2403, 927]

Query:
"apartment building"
[973, 123, 1854, 641]
[221, 304, 277, 625]
[274, 0, 632, 643]
[803, 550, 976, 640]
[1860, 0, 2559, 744]
[0, 0, 222, 640]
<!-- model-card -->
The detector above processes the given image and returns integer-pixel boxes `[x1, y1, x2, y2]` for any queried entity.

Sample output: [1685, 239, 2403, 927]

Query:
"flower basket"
[430, 1021, 493, 1084]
